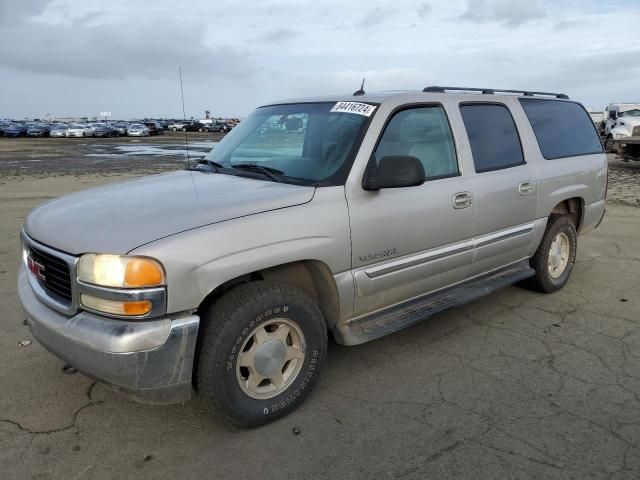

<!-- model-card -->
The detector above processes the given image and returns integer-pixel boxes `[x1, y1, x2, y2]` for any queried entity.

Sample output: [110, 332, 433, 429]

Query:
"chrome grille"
[22, 232, 78, 315]
[26, 243, 72, 303]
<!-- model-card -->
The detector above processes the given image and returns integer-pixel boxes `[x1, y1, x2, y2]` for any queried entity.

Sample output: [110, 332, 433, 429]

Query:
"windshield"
[203, 102, 373, 186]
[620, 109, 640, 117]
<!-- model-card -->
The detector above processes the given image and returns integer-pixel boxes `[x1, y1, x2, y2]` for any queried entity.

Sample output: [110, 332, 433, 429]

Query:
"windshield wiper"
[231, 163, 286, 183]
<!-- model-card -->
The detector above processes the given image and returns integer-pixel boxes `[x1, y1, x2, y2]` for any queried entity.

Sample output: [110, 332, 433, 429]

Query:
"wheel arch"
[196, 259, 340, 331]
[550, 197, 584, 232]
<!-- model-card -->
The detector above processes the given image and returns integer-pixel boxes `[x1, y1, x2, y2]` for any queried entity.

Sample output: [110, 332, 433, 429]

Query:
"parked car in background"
[27, 124, 51, 137]
[127, 123, 150, 136]
[603, 103, 640, 160]
[178, 122, 206, 132]
[210, 121, 230, 132]
[0, 121, 11, 136]
[66, 124, 93, 137]
[168, 122, 187, 131]
[144, 121, 163, 136]
[3, 124, 28, 137]
[49, 124, 68, 137]
[92, 124, 118, 138]
[111, 122, 129, 136]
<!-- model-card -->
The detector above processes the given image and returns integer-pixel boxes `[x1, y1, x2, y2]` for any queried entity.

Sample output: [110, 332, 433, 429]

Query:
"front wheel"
[605, 135, 615, 153]
[527, 216, 577, 293]
[197, 281, 327, 427]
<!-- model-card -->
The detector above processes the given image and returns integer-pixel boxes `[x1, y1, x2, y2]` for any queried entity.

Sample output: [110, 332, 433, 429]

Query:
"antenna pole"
[179, 66, 191, 168]
[353, 77, 366, 96]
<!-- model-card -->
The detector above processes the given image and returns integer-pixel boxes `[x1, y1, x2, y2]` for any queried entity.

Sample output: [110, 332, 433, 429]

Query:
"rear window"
[519, 99, 603, 159]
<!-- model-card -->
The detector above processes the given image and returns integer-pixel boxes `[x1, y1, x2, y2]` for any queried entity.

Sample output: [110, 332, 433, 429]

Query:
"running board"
[337, 261, 535, 345]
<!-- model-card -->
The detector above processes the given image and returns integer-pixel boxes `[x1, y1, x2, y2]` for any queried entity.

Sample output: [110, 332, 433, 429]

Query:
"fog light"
[81, 294, 152, 316]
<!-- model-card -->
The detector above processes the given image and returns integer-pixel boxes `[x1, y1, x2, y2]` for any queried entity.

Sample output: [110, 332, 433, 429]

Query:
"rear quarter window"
[519, 99, 603, 159]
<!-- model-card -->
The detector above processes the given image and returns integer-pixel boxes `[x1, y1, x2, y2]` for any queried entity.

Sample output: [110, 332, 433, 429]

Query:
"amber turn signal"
[124, 258, 164, 287]
[81, 294, 152, 316]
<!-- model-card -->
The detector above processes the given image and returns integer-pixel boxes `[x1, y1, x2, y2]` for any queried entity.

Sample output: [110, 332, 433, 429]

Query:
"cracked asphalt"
[0, 143, 639, 479]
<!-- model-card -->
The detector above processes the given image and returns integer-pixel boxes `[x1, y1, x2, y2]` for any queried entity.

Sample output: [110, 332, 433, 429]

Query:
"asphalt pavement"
[1, 145, 638, 479]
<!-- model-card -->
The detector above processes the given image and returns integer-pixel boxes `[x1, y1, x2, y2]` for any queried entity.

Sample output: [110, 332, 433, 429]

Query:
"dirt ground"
[0, 137, 639, 479]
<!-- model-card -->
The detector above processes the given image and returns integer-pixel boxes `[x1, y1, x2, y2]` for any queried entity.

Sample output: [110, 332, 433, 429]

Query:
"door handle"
[453, 191, 473, 209]
[518, 181, 534, 195]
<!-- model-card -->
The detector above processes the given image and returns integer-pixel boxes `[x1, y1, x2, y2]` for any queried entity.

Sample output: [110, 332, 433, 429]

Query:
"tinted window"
[520, 99, 603, 159]
[374, 106, 458, 179]
[460, 104, 525, 172]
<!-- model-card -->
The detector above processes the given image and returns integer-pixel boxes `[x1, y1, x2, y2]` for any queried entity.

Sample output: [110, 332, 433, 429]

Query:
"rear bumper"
[612, 136, 640, 145]
[18, 266, 199, 404]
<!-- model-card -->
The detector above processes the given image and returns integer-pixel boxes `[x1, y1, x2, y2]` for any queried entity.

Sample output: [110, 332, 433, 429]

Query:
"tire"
[605, 135, 615, 153]
[527, 215, 577, 293]
[182, 127, 187, 132]
[197, 281, 327, 427]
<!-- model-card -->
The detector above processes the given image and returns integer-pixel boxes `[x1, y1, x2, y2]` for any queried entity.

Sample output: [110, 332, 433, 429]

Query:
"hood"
[619, 116, 640, 127]
[24, 171, 315, 255]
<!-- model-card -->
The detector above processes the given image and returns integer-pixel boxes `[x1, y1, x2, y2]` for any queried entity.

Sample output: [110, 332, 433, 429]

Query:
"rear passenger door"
[459, 102, 539, 274]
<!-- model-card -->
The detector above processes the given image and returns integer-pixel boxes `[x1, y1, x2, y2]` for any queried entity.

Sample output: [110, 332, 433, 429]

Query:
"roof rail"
[422, 86, 569, 100]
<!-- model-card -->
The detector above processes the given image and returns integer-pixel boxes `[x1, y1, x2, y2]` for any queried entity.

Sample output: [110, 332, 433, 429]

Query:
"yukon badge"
[359, 248, 398, 263]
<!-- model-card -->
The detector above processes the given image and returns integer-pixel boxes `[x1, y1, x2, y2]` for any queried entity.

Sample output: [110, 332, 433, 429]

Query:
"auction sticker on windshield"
[330, 102, 377, 117]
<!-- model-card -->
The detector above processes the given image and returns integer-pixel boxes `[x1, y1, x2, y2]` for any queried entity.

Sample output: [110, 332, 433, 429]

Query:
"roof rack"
[422, 86, 569, 100]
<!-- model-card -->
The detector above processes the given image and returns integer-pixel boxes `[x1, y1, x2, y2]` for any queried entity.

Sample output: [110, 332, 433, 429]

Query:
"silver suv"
[18, 86, 607, 427]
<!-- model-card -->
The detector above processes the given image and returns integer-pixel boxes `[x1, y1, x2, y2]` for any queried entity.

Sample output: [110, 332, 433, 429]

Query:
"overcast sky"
[1, 0, 639, 119]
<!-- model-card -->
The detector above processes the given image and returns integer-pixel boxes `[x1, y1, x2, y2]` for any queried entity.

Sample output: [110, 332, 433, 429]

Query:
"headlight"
[614, 133, 627, 139]
[78, 254, 165, 288]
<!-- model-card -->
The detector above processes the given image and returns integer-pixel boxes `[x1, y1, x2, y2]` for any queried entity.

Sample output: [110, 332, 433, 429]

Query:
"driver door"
[346, 105, 475, 316]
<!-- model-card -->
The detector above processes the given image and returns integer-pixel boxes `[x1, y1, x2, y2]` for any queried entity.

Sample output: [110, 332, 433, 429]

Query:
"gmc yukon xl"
[18, 86, 607, 426]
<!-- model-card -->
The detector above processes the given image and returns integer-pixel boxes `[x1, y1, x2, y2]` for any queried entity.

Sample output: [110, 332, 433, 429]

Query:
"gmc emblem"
[27, 255, 46, 281]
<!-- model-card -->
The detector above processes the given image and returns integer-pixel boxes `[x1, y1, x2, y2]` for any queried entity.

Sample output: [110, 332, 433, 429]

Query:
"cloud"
[260, 28, 299, 43]
[417, 2, 432, 18]
[0, 11, 255, 81]
[0, 0, 52, 25]
[459, 0, 546, 27]
[535, 49, 640, 89]
[0, 0, 639, 118]
[358, 5, 396, 27]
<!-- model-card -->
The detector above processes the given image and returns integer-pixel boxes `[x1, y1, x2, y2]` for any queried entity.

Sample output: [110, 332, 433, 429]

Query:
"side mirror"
[362, 155, 425, 191]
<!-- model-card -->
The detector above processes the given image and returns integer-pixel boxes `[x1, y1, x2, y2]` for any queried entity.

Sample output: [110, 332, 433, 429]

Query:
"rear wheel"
[527, 216, 577, 293]
[197, 281, 327, 427]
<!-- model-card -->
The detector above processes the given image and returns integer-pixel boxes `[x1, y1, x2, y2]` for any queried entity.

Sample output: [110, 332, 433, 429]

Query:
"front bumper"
[18, 266, 200, 404]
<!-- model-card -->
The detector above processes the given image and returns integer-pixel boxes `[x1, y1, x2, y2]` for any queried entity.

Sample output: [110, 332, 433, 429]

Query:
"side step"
[341, 262, 535, 345]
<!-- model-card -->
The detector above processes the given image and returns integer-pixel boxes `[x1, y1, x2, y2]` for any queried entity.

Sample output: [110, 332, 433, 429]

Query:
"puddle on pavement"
[86, 141, 217, 158]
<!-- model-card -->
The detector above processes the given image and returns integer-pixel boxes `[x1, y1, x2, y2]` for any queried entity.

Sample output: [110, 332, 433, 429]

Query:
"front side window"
[520, 99, 603, 159]
[373, 106, 458, 179]
[204, 102, 371, 186]
[460, 104, 525, 173]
